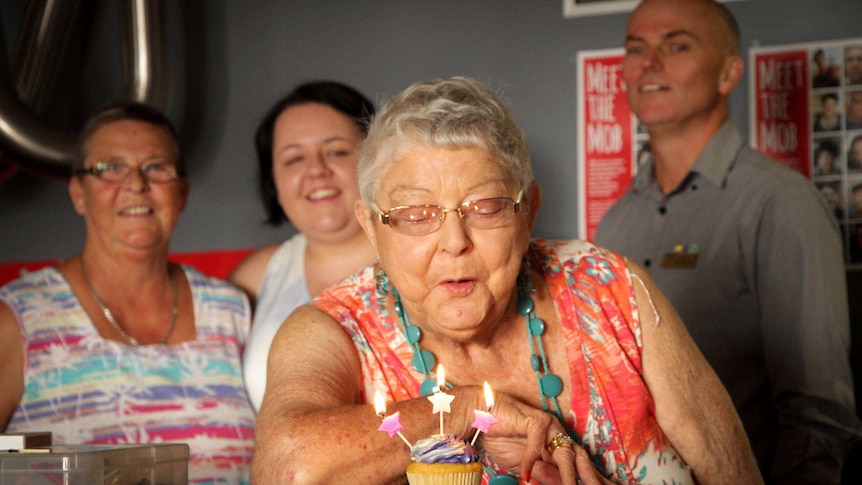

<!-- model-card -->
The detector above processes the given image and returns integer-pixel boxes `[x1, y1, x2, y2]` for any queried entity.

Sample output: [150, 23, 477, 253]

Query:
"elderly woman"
[253, 78, 762, 484]
[0, 102, 255, 483]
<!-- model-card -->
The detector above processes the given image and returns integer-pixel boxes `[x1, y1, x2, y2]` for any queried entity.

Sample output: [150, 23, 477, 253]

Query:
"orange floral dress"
[313, 238, 694, 484]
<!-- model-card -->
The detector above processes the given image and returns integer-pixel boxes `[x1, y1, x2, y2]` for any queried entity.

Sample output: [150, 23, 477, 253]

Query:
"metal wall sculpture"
[0, 0, 167, 183]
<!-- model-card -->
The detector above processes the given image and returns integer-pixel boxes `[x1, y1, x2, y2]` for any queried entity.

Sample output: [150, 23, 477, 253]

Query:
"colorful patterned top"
[1, 266, 256, 485]
[313, 239, 694, 484]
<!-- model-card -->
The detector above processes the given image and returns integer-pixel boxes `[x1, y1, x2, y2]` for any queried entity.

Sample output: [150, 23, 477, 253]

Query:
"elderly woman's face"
[362, 143, 535, 340]
[69, 120, 188, 253]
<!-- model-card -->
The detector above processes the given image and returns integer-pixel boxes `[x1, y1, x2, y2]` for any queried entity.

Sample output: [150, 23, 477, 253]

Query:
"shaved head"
[632, 0, 741, 55]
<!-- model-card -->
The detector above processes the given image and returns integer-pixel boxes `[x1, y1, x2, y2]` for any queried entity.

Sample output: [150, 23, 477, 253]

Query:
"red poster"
[577, 49, 635, 241]
[751, 49, 810, 177]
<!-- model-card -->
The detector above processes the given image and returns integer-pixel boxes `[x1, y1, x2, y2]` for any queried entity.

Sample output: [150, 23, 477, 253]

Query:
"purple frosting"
[409, 434, 480, 464]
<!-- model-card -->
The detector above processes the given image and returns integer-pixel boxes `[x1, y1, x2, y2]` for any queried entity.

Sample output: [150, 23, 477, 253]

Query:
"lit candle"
[470, 382, 497, 446]
[427, 364, 455, 436]
[375, 391, 413, 448]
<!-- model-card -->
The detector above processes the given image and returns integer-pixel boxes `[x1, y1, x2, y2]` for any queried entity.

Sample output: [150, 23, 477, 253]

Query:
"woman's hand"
[477, 393, 614, 484]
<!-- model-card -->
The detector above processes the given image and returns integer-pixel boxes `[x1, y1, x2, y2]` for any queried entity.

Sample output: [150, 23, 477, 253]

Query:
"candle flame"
[374, 391, 386, 415]
[437, 364, 446, 388]
[483, 381, 494, 408]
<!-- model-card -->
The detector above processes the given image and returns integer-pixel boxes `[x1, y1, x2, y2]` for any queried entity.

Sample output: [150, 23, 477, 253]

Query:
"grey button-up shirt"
[596, 120, 860, 482]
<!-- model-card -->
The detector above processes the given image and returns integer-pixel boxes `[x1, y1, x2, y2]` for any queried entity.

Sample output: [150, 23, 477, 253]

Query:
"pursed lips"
[438, 278, 477, 297]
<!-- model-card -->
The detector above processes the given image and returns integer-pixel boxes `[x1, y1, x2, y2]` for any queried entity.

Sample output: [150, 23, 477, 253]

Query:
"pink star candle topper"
[378, 412, 405, 438]
[374, 391, 412, 448]
[470, 382, 497, 446]
[427, 364, 455, 435]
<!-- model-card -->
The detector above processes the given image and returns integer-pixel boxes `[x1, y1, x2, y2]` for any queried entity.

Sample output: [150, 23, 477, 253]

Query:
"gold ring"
[547, 432, 574, 453]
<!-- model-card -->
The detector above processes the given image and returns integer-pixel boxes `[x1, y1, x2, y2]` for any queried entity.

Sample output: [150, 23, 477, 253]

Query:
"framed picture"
[563, 0, 748, 18]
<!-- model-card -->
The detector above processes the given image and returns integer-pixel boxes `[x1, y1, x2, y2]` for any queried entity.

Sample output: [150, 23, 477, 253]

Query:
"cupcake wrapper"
[406, 470, 483, 485]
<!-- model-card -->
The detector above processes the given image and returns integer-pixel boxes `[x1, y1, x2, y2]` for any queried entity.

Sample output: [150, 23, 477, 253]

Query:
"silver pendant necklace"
[80, 256, 178, 346]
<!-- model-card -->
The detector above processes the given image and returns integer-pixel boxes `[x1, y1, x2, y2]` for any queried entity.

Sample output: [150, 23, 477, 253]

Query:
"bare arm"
[253, 300, 623, 484]
[227, 243, 279, 304]
[252, 304, 483, 484]
[0, 303, 24, 431]
[631, 261, 763, 485]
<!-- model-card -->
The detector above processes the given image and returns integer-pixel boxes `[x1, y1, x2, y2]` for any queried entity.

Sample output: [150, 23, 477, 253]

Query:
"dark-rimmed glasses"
[373, 190, 523, 236]
[74, 161, 183, 184]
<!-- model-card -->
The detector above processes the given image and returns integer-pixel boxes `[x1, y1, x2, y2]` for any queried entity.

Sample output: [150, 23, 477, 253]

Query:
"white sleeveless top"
[242, 234, 310, 411]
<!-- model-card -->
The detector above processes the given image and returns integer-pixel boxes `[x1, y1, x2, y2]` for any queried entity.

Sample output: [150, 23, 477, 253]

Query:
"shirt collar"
[632, 119, 744, 193]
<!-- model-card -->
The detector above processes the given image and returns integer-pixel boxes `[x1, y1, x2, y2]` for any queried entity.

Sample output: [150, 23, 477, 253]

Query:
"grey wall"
[2, 0, 862, 263]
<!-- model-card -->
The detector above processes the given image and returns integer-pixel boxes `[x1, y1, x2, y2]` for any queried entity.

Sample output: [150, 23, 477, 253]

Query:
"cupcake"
[406, 433, 483, 485]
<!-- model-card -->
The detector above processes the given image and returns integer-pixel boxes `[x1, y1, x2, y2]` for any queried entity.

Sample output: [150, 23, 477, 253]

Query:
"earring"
[375, 265, 390, 303]
[519, 256, 535, 294]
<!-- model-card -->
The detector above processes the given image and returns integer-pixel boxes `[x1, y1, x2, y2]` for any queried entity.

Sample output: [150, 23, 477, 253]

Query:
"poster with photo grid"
[750, 39, 862, 268]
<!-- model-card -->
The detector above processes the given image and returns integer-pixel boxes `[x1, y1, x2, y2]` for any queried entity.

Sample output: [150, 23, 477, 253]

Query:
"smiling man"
[595, 0, 861, 483]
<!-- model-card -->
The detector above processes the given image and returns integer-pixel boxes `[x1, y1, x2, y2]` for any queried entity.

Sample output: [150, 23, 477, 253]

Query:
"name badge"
[660, 243, 699, 269]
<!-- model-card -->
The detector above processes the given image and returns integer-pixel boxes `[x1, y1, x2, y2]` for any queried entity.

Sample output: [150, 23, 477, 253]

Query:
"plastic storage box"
[0, 443, 189, 485]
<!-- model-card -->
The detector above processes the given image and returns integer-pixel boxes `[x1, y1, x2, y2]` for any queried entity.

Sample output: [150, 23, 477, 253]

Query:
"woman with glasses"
[228, 81, 378, 412]
[0, 102, 255, 484]
[252, 77, 761, 484]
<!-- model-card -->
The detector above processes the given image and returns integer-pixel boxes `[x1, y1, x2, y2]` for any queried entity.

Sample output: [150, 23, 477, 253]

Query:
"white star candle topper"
[427, 364, 455, 435]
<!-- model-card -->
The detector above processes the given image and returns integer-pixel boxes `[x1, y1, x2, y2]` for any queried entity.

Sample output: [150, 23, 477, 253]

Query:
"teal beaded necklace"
[388, 262, 570, 484]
